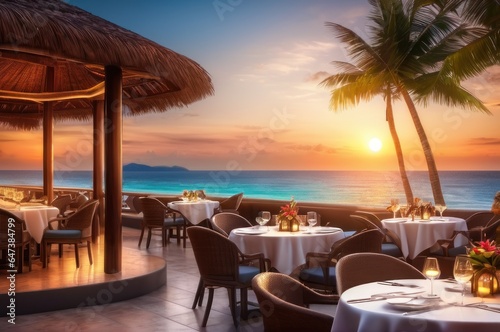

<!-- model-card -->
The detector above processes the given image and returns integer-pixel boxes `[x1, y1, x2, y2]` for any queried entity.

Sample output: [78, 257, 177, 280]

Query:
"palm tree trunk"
[400, 88, 446, 205]
[386, 90, 414, 205]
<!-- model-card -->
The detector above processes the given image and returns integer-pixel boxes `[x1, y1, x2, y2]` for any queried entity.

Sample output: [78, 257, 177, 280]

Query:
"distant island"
[123, 163, 189, 172]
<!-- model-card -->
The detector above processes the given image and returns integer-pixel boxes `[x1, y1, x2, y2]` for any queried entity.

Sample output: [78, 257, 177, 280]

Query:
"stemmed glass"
[399, 205, 408, 218]
[13, 191, 24, 209]
[390, 199, 400, 218]
[307, 211, 317, 232]
[453, 255, 474, 305]
[256, 211, 271, 230]
[435, 204, 447, 218]
[422, 257, 441, 297]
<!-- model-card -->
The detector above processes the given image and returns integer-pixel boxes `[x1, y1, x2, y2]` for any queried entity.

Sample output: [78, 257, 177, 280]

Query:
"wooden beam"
[0, 82, 105, 102]
[93, 100, 104, 243]
[43, 67, 54, 203]
[104, 65, 123, 274]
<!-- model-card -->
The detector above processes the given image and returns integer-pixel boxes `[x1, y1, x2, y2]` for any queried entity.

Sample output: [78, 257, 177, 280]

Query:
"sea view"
[0, 170, 498, 210]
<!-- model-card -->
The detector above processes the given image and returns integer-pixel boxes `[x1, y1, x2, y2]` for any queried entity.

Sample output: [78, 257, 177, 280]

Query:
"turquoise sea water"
[1, 170, 498, 210]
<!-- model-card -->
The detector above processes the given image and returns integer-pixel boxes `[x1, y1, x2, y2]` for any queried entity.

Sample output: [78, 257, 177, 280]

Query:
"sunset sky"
[0, 0, 499, 171]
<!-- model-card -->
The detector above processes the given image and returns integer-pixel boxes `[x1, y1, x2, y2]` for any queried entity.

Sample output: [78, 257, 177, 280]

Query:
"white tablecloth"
[167, 200, 220, 225]
[229, 226, 345, 275]
[6, 205, 60, 243]
[382, 217, 468, 259]
[332, 279, 500, 332]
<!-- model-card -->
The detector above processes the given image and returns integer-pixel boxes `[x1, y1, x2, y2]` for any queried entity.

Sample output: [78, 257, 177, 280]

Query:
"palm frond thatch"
[0, 0, 214, 129]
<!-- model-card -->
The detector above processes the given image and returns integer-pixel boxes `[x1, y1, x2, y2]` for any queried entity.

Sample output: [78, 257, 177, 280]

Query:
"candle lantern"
[290, 218, 300, 232]
[472, 268, 499, 296]
[278, 217, 300, 232]
[279, 217, 290, 231]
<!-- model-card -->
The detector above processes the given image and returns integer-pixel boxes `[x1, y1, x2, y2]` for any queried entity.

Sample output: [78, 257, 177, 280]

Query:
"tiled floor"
[1, 227, 336, 331]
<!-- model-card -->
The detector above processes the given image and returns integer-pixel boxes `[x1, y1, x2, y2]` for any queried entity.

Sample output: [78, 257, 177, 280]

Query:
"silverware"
[466, 304, 500, 313]
[378, 281, 421, 288]
[347, 296, 386, 304]
[402, 304, 452, 316]
[348, 291, 423, 304]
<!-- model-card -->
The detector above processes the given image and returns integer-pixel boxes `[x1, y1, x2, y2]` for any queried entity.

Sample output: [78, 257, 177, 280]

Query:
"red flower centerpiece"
[469, 240, 500, 295]
[278, 197, 300, 232]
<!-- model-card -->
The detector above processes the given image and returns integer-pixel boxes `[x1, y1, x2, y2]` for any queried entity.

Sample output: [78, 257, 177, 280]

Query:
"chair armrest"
[240, 252, 267, 272]
[304, 251, 330, 268]
[48, 216, 68, 230]
[436, 230, 472, 256]
[302, 287, 339, 305]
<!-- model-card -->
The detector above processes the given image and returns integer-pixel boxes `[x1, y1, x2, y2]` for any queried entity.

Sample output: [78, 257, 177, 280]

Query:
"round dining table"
[228, 226, 345, 275]
[381, 216, 468, 260]
[4, 204, 60, 243]
[332, 278, 500, 332]
[167, 199, 220, 225]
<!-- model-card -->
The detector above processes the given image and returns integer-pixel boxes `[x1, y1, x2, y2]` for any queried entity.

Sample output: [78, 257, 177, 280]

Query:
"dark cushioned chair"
[187, 226, 267, 327]
[138, 197, 185, 248]
[252, 272, 336, 332]
[299, 229, 384, 292]
[42, 200, 98, 268]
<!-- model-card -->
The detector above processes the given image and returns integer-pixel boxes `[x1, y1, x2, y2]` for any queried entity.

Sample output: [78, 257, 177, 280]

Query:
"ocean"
[0, 170, 498, 210]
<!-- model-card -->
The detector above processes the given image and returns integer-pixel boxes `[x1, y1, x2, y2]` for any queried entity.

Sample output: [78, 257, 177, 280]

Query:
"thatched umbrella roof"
[0, 0, 214, 130]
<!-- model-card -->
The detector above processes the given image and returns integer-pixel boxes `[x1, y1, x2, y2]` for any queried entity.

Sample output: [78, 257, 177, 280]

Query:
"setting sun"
[368, 137, 382, 152]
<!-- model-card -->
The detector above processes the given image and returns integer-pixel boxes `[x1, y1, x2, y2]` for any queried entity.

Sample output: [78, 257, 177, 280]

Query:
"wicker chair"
[215, 192, 244, 214]
[252, 272, 336, 332]
[434, 217, 500, 257]
[50, 194, 72, 217]
[0, 209, 32, 273]
[138, 197, 185, 248]
[335, 252, 426, 295]
[298, 229, 384, 292]
[41, 200, 99, 268]
[187, 226, 267, 327]
[350, 214, 404, 258]
[353, 210, 386, 229]
[210, 212, 253, 237]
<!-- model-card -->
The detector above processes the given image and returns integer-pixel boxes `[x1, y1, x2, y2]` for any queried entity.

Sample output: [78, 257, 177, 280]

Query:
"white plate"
[386, 218, 407, 223]
[233, 228, 267, 235]
[386, 297, 438, 311]
[314, 227, 341, 233]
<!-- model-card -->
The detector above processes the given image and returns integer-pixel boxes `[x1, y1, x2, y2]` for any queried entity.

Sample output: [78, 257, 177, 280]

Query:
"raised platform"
[0, 234, 166, 316]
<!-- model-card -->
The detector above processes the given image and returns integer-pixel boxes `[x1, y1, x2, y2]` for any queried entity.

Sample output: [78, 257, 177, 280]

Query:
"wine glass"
[13, 190, 24, 209]
[256, 211, 271, 229]
[453, 255, 473, 305]
[435, 204, 447, 218]
[390, 199, 400, 218]
[422, 257, 441, 297]
[307, 211, 317, 232]
[399, 205, 408, 218]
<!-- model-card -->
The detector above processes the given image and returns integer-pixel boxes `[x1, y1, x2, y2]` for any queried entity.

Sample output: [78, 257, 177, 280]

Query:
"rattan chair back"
[51, 194, 72, 216]
[336, 252, 425, 295]
[63, 200, 99, 237]
[210, 212, 252, 237]
[218, 192, 244, 213]
[252, 272, 335, 332]
[140, 197, 168, 227]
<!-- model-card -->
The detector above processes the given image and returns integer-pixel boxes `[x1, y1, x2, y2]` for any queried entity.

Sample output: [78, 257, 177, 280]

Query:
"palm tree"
[322, 0, 491, 205]
[436, 0, 499, 80]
